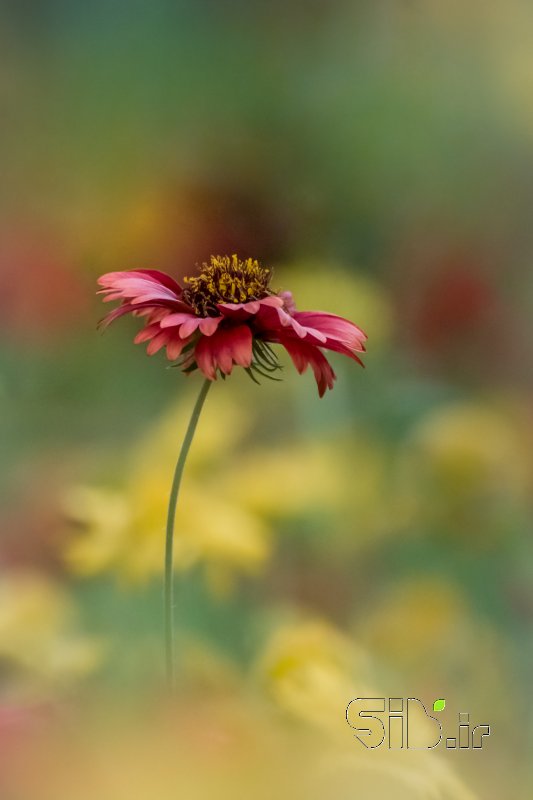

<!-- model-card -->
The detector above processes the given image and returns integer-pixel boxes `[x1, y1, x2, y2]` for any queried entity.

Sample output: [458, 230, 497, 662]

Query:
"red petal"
[226, 325, 253, 368]
[194, 325, 253, 379]
[133, 323, 161, 344]
[199, 316, 223, 336]
[294, 311, 367, 348]
[97, 300, 180, 330]
[278, 338, 336, 397]
[97, 271, 191, 321]
[179, 317, 202, 339]
[130, 269, 182, 294]
[194, 337, 217, 380]
[160, 312, 197, 328]
[166, 336, 190, 361]
[146, 331, 170, 355]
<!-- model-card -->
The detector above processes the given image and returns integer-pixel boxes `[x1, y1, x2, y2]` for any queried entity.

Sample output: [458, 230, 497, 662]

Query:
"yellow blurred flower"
[410, 403, 528, 494]
[130, 389, 254, 474]
[256, 618, 375, 732]
[64, 391, 270, 588]
[63, 486, 132, 574]
[65, 383, 397, 587]
[395, 402, 531, 537]
[221, 433, 393, 550]
[0, 572, 103, 695]
[356, 576, 517, 732]
[256, 617, 476, 799]
[357, 578, 466, 671]
[222, 440, 350, 518]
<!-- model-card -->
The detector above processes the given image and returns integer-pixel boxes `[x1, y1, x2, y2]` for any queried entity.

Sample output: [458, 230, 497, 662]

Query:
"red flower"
[97, 255, 366, 396]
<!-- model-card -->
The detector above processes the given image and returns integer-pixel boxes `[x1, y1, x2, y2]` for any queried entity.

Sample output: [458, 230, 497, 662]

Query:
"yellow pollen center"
[183, 254, 273, 316]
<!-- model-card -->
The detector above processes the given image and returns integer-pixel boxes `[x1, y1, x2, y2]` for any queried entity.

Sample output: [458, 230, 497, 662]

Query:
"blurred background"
[1, 1, 532, 798]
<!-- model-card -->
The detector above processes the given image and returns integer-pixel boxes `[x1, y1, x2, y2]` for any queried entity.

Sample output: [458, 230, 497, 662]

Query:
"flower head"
[97, 255, 366, 395]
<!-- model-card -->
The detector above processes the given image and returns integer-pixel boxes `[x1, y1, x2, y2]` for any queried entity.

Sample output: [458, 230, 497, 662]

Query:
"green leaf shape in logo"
[433, 699, 446, 712]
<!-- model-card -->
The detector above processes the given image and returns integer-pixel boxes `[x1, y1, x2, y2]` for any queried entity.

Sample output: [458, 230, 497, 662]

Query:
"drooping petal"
[279, 337, 337, 397]
[135, 307, 171, 324]
[166, 335, 192, 361]
[254, 304, 329, 347]
[133, 323, 161, 344]
[315, 337, 365, 365]
[199, 316, 224, 336]
[194, 336, 217, 380]
[194, 325, 253, 380]
[97, 301, 151, 329]
[287, 316, 328, 343]
[134, 324, 192, 360]
[129, 314, 193, 361]
[226, 325, 254, 368]
[293, 311, 367, 350]
[98, 300, 176, 330]
[146, 331, 171, 356]
[178, 317, 203, 339]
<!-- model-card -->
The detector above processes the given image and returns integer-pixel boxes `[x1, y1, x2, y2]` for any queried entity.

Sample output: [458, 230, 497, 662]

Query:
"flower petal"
[97, 271, 191, 321]
[280, 338, 336, 397]
[179, 317, 202, 339]
[160, 313, 223, 338]
[194, 337, 217, 380]
[254, 305, 328, 347]
[227, 325, 254, 367]
[98, 269, 181, 296]
[194, 325, 253, 379]
[146, 331, 170, 355]
[159, 312, 197, 328]
[293, 311, 367, 350]
[217, 295, 284, 320]
[166, 336, 191, 361]
[217, 301, 261, 317]
[199, 316, 223, 336]
[288, 316, 328, 343]
[133, 323, 161, 344]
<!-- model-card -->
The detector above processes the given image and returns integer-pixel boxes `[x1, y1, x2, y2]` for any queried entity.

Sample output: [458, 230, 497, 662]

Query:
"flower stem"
[165, 378, 211, 692]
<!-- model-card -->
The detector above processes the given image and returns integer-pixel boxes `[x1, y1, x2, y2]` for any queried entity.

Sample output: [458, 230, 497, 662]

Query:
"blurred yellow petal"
[0, 572, 103, 694]
[257, 619, 375, 733]
[63, 408, 270, 587]
[63, 486, 132, 575]
[357, 578, 466, 669]
[395, 402, 531, 539]
[222, 439, 349, 517]
[409, 404, 529, 496]
[130, 390, 253, 478]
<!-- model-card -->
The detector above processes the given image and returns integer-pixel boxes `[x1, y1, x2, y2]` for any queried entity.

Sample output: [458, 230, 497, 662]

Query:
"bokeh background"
[1, 2, 532, 798]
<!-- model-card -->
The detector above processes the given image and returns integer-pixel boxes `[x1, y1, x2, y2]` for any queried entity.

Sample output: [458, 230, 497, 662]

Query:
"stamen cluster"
[182, 255, 273, 316]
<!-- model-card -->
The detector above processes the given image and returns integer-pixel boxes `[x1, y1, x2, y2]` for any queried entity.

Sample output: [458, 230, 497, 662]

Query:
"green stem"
[165, 378, 211, 692]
